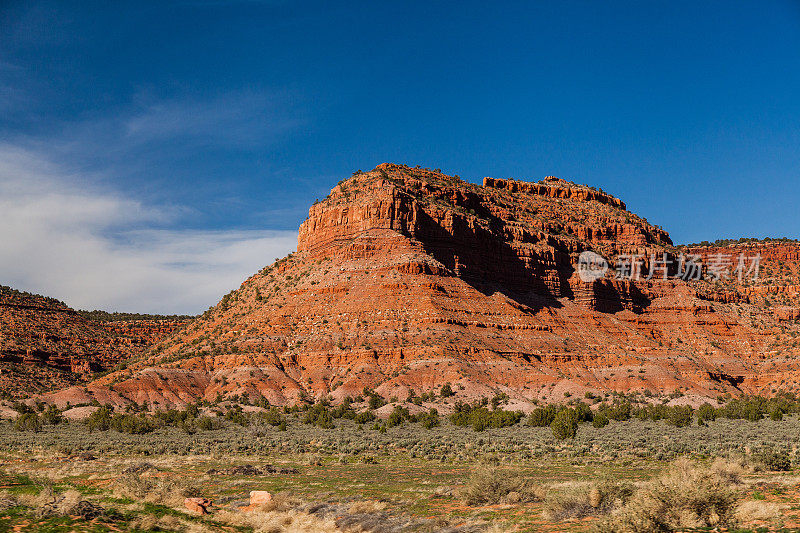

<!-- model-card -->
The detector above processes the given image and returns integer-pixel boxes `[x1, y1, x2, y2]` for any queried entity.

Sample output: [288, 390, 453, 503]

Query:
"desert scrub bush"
[551, 409, 579, 440]
[450, 402, 523, 431]
[386, 406, 414, 428]
[697, 402, 716, 424]
[303, 403, 335, 429]
[152, 408, 192, 427]
[196, 415, 223, 431]
[330, 397, 358, 419]
[592, 413, 609, 428]
[666, 406, 693, 427]
[214, 501, 339, 533]
[85, 406, 112, 431]
[440, 383, 455, 398]
[34, 489, 109, 521]
[752, 447, 792, 471]
[84, 407, 156, 434]
[40, 405, 63, 425]
[461, 468, 542, 505]
[353, 410, 375, 424]
[527, 405, 557, 427]
[225, 405, 250, 426]
[417, 408, 440, 429]
[109, 414, 157, 434]
[734, 499, 782, 524]
[13, 413, 41, 432]
[543, 480, 633, 520]
[363, 388, 387, 410]
[597, 400, 633, 421]
[256, 407, 288, 427]
[110, 474, 203, 507]
[598, 458, 742, 532]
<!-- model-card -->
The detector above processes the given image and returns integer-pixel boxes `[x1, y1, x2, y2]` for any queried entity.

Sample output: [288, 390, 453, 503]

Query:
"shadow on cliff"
[590, 279, 651, 314]
[409, 209, 567, 313]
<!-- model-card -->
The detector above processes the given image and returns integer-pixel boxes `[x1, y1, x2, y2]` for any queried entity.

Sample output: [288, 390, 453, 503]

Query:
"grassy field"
[0, 415, 798, 532]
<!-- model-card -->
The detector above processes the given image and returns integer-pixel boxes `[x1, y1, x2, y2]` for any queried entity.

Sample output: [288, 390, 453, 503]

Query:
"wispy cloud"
[123, 91, 302, 148]
[0, 144, 297, 314]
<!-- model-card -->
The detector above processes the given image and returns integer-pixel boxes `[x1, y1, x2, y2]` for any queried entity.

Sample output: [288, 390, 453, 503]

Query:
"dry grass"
[735, 500, 783, 522]
[543, 480, 634, 521]
[214, 507, 340, 533]
[460, 467, 544, 505]
[347, 500, 387, 514]
[110, 473, 203, 508]
[127, 513, 209, 533]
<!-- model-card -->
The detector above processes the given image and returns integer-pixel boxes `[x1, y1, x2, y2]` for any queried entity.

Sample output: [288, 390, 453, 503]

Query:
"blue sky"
[1, 1, 799, 313]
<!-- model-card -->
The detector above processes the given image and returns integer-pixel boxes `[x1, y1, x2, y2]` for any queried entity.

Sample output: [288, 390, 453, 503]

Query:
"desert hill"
[42, 163, 800, 410]
[0, 285, 190, 398]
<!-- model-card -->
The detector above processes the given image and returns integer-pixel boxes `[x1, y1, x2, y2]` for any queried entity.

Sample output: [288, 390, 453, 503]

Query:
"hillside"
[0, 285, 190, 398]
[43, 164, 800, 409]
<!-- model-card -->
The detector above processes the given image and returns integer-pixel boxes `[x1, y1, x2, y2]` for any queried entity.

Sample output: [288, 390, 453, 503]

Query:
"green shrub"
[527, 405, 557, 427]
[13, 413, 41, 432]
[754, 448, 791, 471]
[667, 406, 693, 427]
[258, 407, 287, 427]
[303, 403, 335, 429]
[418, 409, 440, 429]
[225, 407, 250, 427]
[697, 403, 716, 423]
[592, 413, 610, 428]
[153, 408, 190, 427]
[604, 401, 632, 421]
[85, 406, 113, 432]
[11, 402, 33, 415]
[196, 416, 222, 431]
[110, 414, 156, 434]
[574, 402, 594, 422]
[387, 406, 412, 428]
[367, 392, 386, 410]
[41, 405, 63, 425]
[450, 403, 523, 431]
[551, 409, 579, 440]
[354, 410, 375, 424]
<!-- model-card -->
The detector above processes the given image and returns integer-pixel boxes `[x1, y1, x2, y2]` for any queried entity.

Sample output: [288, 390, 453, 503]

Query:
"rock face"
[43, 165, 800, 407]
[184, 497, 211, 515]
[775, 307, 800, 322]
[249, 491, 272, 506]
[0, 286, 189, 397]
[684, 242, 800, 306]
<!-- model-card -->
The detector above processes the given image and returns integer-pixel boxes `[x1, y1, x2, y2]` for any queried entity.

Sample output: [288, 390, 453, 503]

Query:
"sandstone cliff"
[42, 165, 800, 409]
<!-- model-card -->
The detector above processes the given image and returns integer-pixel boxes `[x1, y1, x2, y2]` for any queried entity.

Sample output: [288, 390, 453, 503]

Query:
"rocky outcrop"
[685, 242, 800, 308]
[775, 307, 800, 322]
[483, 176, 627, 210]
[51, 164, 800, 409]
[299, 164, 670, 304]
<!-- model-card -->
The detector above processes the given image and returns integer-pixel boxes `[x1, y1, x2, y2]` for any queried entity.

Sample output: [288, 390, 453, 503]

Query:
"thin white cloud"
[123, 91, 302, 148]
[0, 144, 297, 314]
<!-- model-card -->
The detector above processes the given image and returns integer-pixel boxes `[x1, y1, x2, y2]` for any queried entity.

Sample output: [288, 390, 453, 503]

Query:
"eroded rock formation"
[0, 286, 189, 397]
[39, 164, 798, 410]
